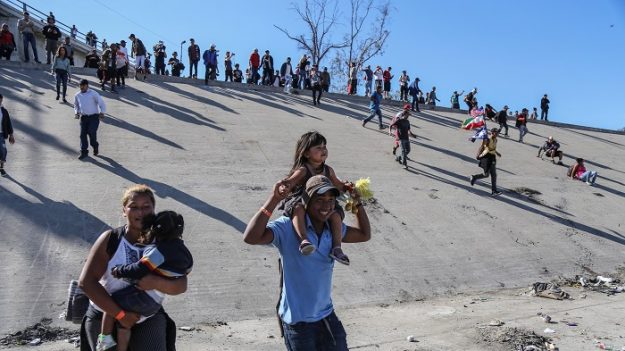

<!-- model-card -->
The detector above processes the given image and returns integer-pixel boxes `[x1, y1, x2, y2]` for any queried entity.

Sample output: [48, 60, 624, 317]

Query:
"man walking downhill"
[74, 80, 106, 160]
[243, 175, 371, 351]
[18, 12, 40, 63]
[362, 86, 384, 129]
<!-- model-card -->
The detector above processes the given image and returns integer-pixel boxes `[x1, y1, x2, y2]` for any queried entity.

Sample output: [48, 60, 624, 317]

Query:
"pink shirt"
[575, 164, 586, 178]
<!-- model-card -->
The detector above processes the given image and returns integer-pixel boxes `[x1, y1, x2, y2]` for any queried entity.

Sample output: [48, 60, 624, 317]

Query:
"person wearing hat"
[408, 77, 421, 112]
[187, 38, 200, 78]
[496, 105, 510, 136]
[243, 175, 371, 350]
[470, 127, 503, 196]
[202, 44, 219, 84]
[537, 136, 563, 164]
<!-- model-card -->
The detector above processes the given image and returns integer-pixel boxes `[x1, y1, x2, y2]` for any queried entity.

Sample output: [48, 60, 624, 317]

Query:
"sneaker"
[78, 152, 88, 160]
[362, 120, 367, 127]
[395, 156, 401, 163]
[93, 147, 99, 156]
[392, 146, 398, 155]
[62, 98, 67, 103]
[379, 125, 385, 130]
[299, 240, 316, 256]
[469, 175, 476, 186]
[96, 334, 116, 351]
[329, 247, 350, 265]
[0, 169, 6, 177]
[491, 191, 503, 197]
[404, 163, 408, 170]
[586, 181, 593, 186]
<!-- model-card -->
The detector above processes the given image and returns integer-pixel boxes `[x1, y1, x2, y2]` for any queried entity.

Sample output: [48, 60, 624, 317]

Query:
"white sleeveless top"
[91, 234, 165, 322]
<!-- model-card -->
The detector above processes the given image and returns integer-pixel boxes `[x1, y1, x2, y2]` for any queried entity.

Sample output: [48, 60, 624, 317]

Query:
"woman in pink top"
[571, 158, 598, 185]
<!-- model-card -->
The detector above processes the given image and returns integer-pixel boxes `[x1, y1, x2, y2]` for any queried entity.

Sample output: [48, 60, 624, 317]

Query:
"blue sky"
[19, 0, 625, 130]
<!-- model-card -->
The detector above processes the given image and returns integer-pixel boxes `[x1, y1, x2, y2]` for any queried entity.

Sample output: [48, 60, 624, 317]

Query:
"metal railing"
[1, 0, 99, 48]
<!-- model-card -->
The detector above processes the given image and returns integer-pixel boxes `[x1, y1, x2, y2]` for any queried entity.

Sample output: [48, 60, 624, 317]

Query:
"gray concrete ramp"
[0, 64, 624, 334]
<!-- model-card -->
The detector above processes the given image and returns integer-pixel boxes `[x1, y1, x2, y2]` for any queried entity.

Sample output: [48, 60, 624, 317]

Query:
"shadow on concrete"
[592, 183, 625, 199]
[3, 176, 109, 243]
[90, 156, 247, 233]
[12, 118, 76, 155]
[563, 128, 625, 148]
[158, 82, 239, 115]
[225, 89, 321, 120]
[104, 115, 185, 150]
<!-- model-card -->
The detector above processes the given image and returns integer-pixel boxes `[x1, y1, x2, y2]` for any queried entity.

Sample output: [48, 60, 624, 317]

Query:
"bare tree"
[331, 0, 391, 92]
[274, 0, 347, 66]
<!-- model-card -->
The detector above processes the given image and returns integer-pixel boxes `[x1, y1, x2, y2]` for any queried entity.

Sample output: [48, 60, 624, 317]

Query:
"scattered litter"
[543, 328, 555, 334]
[561, 275, 624, 296]
[542, 315, 552, 323]
[178, 326, 195, 332]
[488, 319, 505, 326]
[531, 282, 570, 300]
[406, 335, 418, 342]
[0, 319, 79, 347]
[478, 326, 556, 351]
[67, 336, 80, 347]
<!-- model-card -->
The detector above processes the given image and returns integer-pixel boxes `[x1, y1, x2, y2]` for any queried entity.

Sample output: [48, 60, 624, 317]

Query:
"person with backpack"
[78, 185, 188, 351]
[450, 90, 464, 109]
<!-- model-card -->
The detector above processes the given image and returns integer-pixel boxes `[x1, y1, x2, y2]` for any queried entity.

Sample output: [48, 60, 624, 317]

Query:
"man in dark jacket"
[187, 38, 200, 78]
[496, 105, 509, 136]
[537, 136, 563, 164]
[540, 94, 550, 121]
[0, 94, 16, 177]
[261, 50, 274, 85]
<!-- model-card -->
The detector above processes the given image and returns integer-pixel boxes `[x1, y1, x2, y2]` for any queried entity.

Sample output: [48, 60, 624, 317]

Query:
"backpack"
[566, 165, 575, 177]
[65, 227, 123, 324]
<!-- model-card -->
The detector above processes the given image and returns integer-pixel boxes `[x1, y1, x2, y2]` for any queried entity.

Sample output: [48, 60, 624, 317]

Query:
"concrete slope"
[0, 65, 624, 334]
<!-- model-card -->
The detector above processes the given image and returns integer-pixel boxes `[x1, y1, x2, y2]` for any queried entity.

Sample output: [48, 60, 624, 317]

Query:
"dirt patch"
[0, 318, 79, 347]
[476, 326, 554, 351]
[510, 187, 544, 205]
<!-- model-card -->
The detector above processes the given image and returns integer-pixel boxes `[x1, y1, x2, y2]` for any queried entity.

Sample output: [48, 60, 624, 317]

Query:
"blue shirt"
[268, 215, 347, 324]
[369, 92, 382, 111]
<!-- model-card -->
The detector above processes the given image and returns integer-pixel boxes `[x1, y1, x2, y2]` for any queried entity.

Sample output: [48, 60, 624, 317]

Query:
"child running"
[97, 210, 193, 351]
[389, 104, 412, 156]
[279, 131, 353, 265]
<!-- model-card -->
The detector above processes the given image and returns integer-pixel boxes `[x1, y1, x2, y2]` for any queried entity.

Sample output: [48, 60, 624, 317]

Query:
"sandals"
[299, 239, 316, 256]
[329, 247, 350, 266]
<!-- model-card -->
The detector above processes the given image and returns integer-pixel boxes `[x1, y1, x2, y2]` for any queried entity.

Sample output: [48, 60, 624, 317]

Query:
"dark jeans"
[262, 68, 273, 85]
[349, 79, 357, 94]
[155, 57, 165, 75]
[473, 158, 497, 193]
[251, 67, 260, 84]
[205, 64, 217, 84]
[541, 109, 548, 121]
[398, 139, 410, 165]
[312, 84, 322, 104]
[322, 84, 329, 92]
[79, 114, 100, 153]
[22, 32, 39, 62]
[224, 69, 233, 82]
[81, 305, 168, 351]
[363, 108, 383, 128]
[0, 133, 7, 163]
[498, 122, 508, 135]
[400, 85, 408, 100]
[189, 60, 198, 77]
[452, 103, 460, 109]
[282, 311, 348, 351]
[0, 45, 13, 60]
[465, 101, 473, 112]
[411, 95, 420, 112]
[116, 68, 126, 86]
[55, 69, 68, 98]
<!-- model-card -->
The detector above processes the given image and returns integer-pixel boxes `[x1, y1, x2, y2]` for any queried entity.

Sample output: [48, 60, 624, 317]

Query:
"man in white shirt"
[119, 40, 130, 79]
[74, 79, 106, 160]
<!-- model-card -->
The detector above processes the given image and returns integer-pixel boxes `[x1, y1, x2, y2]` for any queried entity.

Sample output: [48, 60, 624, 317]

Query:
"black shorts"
[383, 81, 391, 92]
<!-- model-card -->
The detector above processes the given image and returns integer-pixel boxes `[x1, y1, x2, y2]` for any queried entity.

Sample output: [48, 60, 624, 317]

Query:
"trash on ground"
[0, 319, 79, 347]
[531, 282, 570, 300]
[478, 326, 556, 351]
[406, 335, 418, 342]
[178, 326, 195, 331]
[543, 328, 555, 334]
[488, 319, 505, 326]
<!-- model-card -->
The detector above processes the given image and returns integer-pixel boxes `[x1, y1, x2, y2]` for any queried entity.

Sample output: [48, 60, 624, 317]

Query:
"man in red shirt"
[249, 48, 260, 85]
[383, 67, 393, 99]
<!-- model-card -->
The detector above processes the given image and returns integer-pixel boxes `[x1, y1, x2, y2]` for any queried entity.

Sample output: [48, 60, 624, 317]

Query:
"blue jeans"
[80, 114, 100, 152]
[365, 80, 372, 96]
[55, 69, 68, 98]
[580, 170, 598, 184]
[299, 72, 307, 89]
[22, 32, 39, 62]
[541, 109, 548, 121]
[0, 133, 7, 162]
[363, 108, 383, 128]
[282, 311, 348, 351]
[518, 125, 528, 142]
